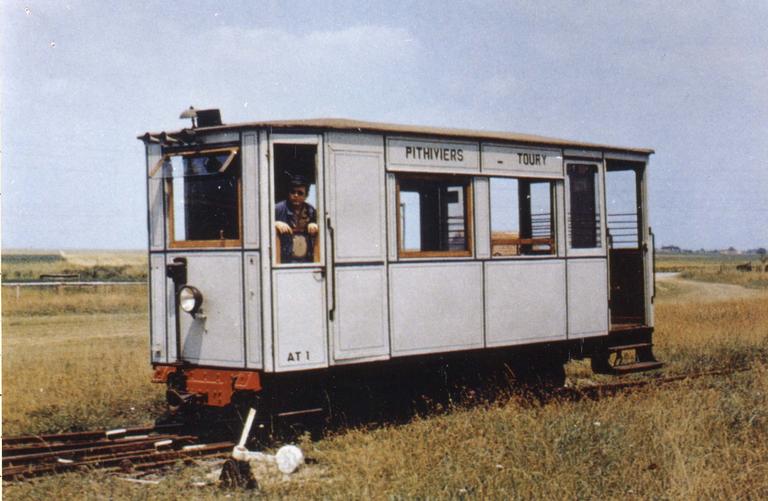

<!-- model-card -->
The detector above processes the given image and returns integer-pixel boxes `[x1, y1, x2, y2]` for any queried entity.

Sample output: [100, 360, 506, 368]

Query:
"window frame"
[395, 173, 474, 259]
[269, 135, 325, 268]
[164, 147, 243, 249]
[489, 176, 558, 258]
[564, 161, 607, 256]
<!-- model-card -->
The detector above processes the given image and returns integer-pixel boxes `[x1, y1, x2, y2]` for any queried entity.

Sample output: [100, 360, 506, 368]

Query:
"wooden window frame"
[165, 148, 243, 249]
[396, 174, 473, 259]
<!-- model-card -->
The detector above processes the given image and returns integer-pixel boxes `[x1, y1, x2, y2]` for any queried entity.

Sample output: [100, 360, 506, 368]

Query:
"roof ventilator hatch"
[179, 106, 223, 128]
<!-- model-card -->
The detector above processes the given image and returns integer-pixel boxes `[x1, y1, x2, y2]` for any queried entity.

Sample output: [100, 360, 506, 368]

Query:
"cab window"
[164, 148, 241, 247]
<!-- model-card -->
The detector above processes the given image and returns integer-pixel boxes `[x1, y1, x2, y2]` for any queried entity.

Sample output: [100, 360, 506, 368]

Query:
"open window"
[397, 175, 472, 258]
[162, 148, 242, 248]
[490, 177, 555, 256]
[272, 143, 321, 265]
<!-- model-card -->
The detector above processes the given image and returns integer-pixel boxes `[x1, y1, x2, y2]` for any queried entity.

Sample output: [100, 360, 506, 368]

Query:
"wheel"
[511, 356, 566, 389]
[590, 351, 613, 374]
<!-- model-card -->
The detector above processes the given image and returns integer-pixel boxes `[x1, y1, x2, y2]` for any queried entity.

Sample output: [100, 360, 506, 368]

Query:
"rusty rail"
[2, 424, 234, 481]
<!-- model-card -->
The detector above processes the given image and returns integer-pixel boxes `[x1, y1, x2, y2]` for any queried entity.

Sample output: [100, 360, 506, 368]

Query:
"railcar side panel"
[473, 177, 491, 259]
[566, 258, 609, 338]
[273, 268, 328, 371]
[326, 134, 386, 262]
[485, 260, 567, 346]
[258, 130, 275, 372]
[170, 252, 246, 366]
[332, 266, 390, 362]
[149, 254, 167, 363]
[242, 132, 260, 248]
[244, 252, 263, 369]
[390, 262, 484, 356]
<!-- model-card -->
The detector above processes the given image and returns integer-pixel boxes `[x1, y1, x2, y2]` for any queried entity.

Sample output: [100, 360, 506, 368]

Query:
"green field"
[3, 253, 768, 499]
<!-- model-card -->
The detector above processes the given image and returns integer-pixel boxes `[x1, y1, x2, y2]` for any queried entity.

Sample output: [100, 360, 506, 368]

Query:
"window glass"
[490, 177, 555, 256]
[398, 176, 471, 257]
[567, 164, 601, 249]
[272, 144, 320, 264]
[166, 150, 241, 245]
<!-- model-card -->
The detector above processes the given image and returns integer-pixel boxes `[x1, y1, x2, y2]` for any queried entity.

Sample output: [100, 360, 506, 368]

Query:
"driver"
[274, 175, 318, 263]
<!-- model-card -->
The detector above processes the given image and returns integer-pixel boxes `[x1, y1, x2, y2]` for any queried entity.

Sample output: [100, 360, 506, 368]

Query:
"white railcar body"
[141, 113, 658, 408]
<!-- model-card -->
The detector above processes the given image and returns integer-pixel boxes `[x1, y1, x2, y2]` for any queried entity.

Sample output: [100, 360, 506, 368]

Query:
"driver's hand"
[307, 223, 319, 236]
[275, 221, 292, 235]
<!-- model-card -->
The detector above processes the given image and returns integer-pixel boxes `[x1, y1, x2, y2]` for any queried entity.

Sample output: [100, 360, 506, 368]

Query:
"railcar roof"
[145, 118, 654, 155]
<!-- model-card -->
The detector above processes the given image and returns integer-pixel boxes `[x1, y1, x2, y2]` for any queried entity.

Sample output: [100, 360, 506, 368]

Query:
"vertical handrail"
[649, 226, 656, 302]
[326, 216, 336, 321]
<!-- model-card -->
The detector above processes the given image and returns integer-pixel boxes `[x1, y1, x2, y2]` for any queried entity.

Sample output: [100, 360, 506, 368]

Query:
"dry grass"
[3, 254, 768, 499]
[2, 285, 148, 316]
[2, 311, 163, 435]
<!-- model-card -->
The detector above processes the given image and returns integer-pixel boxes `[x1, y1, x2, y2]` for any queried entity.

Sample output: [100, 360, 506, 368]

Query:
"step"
[611, 361, 664, 374]
[607, 342, 653, 353]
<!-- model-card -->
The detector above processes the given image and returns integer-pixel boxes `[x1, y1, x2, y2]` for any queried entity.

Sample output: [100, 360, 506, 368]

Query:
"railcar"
[140, 108, 660, 420]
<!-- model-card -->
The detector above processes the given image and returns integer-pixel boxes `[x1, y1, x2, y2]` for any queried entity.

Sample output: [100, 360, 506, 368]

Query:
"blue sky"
[2, 1, 766, 250]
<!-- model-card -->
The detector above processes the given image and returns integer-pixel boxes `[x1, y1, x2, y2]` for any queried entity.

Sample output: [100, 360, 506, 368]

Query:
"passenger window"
[490, 177, 555, 256]
[567, 164, 601, 249]
[397, 175, 472, 258]
[165, 148, 241, 247]
[272, 144, 321, 264]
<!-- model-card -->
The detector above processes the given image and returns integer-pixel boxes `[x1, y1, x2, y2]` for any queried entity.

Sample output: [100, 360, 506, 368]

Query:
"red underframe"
[152, 365, 262, 407]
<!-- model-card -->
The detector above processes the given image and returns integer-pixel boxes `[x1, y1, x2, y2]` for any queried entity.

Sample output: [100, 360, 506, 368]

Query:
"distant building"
[720, 247, 741, 256]
[660, 245, 681, 253]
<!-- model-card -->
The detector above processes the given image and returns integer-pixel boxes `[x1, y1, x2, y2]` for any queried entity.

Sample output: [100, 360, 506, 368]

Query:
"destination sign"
[387, 138, 479, 173]
[481, 144, 563, 178]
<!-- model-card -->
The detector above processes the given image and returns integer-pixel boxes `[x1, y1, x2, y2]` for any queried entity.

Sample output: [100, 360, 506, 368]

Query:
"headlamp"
[178, 285, 203, 315]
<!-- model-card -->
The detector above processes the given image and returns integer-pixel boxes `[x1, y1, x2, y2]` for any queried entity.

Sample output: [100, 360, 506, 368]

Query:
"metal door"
[270, 135, 329, 372]
[325, 133, 390, 363]
[564, 161, 609, 338]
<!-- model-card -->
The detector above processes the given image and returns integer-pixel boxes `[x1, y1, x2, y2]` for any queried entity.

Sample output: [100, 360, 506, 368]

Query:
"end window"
[164, 148, 241, 248]
[490, 177, 555, 256]
[397, 175, 472, 258]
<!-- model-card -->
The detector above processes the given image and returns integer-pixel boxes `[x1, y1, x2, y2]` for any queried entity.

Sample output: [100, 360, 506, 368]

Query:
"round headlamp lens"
[179, 286, 202, 314]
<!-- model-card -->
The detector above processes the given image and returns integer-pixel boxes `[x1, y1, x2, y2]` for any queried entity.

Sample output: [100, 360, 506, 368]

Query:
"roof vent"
[179, 107, 223, 128]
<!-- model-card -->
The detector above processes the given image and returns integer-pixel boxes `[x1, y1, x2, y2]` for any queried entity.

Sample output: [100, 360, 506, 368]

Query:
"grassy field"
[2, 250, 146, 282]
[3, 254, 768, 499]
[657, 252, 768, 289]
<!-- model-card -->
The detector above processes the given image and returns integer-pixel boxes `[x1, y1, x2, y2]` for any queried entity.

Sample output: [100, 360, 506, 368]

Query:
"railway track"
[2, 423, 235, 481]
[2, 365, 753, 482]
[548, 366, 753, 402]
